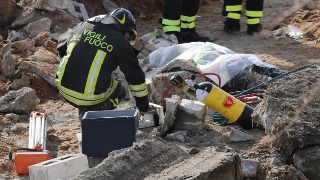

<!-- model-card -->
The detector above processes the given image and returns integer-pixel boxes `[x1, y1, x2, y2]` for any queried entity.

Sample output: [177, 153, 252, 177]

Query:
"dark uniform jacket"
[55, 17, 148, 109]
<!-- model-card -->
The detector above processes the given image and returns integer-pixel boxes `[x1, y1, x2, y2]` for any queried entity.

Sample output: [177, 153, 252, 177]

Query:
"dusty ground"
[0, 0, 320, 179]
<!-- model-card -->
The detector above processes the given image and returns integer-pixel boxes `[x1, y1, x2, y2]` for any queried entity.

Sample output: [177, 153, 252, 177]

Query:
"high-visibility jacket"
[224, 0, 264, 25]
[55, 17, 148, 108]
[162, 0, 200, 33]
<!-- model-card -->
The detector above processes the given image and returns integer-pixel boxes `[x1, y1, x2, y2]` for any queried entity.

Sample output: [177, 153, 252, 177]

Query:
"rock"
[33, 31, 52, 46]
[148, 71, 204, 104]
[266, 165, 308, 180]
[189, 147, 200, 155]
[158, 98, 180, 136]
[1, 51, 17, 78]
[7, 30, 25, 42]
[252, 65, 320, 156]
[165, 131, 187, 143]
[241, 159, 260, 179]
[44, 40, 58, 54]
[0, 87, 40, 114]
[0, 0, 16, 25]
[229, 128, 254, 142]
[175, 99, 206, 134]
[0, 35, 3, 43]
[102, 0, 119, 14]
[20, 0, 65, 11]
[159, 59, 201, 74]
[23, 18, 52, 38]
[19, 61, 58, 88]
[0, 42, 12, 58]
[146, 148, 242, 180]
[33, 48, 59, 64]
[11, 7, 42, 28]
[5, 113, 20, 122]
[9, 75, 30, 90]
[178, 99, 206, 119]
[293, 146, 320, 180]
[75, 139, 190, 180]
[64, 0, 89, 21]
[11, 39, 34, 54]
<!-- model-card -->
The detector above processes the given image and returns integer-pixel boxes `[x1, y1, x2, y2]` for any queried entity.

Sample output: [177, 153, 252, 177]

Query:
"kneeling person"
[55, 8, 149, 121]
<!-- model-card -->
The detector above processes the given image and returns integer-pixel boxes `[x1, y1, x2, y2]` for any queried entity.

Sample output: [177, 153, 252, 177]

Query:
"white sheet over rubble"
[148, 42, 275, 86]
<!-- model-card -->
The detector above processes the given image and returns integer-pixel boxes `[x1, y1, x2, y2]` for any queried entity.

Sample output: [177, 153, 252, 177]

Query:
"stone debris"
[158, 97, 180, 137]
[11, 7, 42, 28]
[175, 99, 206, 135]
[9, 75, 30, 90]
[23, 18, 52, 38]
[102, 0, 119, 14]
[74, 139, 190, 180]
[19, 61, 58, 88]
[33, 48, 59, 64]
[0, 87, 40, 114]
[252, 65, 320, 156]
[5, 113, 21, 123]
[1, 51, 17, 78]
[7, 30, 25, 42]
[241, 159, 260, 179]
[146, 148, 242, 180]
[0, 0, 16, 25]
[229, 128, 254, 142]
[165, 131, 187, 143]
[293, 146, 320, 180]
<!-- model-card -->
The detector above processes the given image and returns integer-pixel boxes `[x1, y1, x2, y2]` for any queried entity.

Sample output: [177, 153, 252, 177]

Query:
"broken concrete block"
[149, 71, 204, 104]
[19, 61, 58, 88]
[75, 139, 190, 180]
[229, 128, 254, 142]
[33, 49, 59, 64]
[23, 18, 52, 38]
[241, 159, 260, 179]
[29, 154, 89, 180]
[165, 131, 187, 143]
[0, 87, 40, 114]
[0, 42, 12, 58]
[146, 148, 242, 180]
[11, 7, 42, 28]
[158, 98, 180, 136]
[174, 99, 206, 134]
[178, 99, 206, 119]
[252, 65, 320, 156]
[27, 0, 66, 11]
[9, 75, 30, 90]
[64, 0, 89, 21]
[102, 0, 119, 14]
[0, 0, 16, 25]
[1, 51, 17, 78]
[293, 146, 320, 180]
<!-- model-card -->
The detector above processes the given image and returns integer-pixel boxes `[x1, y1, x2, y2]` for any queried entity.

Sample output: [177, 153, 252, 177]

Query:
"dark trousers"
[78, 83, 126, 123]
[163, 0, 200, 20]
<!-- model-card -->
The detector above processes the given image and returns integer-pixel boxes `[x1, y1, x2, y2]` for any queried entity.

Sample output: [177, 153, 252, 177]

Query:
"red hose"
[162, 73, 221, 108]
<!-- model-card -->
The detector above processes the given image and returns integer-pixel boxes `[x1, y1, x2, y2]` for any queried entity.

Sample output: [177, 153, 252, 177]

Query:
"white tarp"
[149, 42, 275, 86]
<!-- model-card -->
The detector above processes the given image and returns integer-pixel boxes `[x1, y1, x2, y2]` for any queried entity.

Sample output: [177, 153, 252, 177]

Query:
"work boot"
[181, 28, 210, 43]
[223, 18, 240, 33]
[247, 24, 263, 35]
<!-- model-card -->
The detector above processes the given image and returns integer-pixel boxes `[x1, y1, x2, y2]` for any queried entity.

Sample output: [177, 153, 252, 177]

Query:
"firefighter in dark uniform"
[55, 8, 149, 119]
[161, 0, 210, 43]
[223, 0, 264, 35]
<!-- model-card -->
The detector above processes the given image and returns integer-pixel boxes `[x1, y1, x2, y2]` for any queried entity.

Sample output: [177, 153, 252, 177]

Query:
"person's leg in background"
[246, 0, 264, 35]
[162, 0, 184, 43]
[224, 0, 242, 32]
[181, 0, 210, 42]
